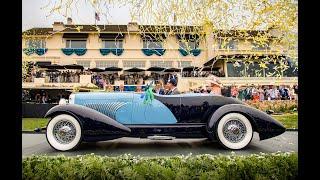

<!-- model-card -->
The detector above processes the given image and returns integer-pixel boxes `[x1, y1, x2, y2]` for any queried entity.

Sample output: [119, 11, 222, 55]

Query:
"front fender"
[45, 104, 131, 141]
[207, 104, 286, 140]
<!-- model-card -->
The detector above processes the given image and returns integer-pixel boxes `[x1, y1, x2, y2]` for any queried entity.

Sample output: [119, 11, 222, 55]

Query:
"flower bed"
[23, 152, 298, 179]
[245, 100, 298, 113]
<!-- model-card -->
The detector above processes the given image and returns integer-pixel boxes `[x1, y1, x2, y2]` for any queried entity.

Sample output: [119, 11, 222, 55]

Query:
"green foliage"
[246, 100, 298, 113]
[23, 153, 298, 180]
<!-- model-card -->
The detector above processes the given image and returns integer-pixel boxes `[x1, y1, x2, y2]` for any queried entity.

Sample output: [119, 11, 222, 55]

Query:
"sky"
[22, 0, 250, 31]
[22, 0, 132, 31]
[22, 0, 268, 31]
[23, 0, 298, 31]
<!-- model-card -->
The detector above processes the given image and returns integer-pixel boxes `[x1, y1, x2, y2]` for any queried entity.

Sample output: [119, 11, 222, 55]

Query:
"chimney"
[67, 17, 72, 25]
[127, 22, 139, 32]
[52, 22, 65, 32]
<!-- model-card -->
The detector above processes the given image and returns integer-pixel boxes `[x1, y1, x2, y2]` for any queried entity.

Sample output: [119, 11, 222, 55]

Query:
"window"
[66, 40, 86, 48]
[227, 62, 245, 77]
[245, 62, 264, 77]
[179, 40, 198, 50]
[76, 61, 90, 68]
[96, 61, 119, 68]
[123, 61, 145, 68]
[264, 62, 278, 77]
[103, 40, 123, 49]
[150, 61, 173, 68]
[26, 39, 46, 48]
[218, 38, 237, 50]
[178, 61, 192, 68]
[143, 40, 163, 49]
[282, 60, 298, 77]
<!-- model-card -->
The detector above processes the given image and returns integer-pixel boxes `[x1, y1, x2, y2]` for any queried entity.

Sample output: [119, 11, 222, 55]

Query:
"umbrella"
[105, 66, 123, 71]
[65, 64, 84, 70]
[163, 68, 181, 72]
[201, 66, 221, 71]
[34, 61, 51, 68]
[89, 68, 105, 72]
[146, 66, 165, 72]
[182, 66, 200, 71]
[45, 69, 59, 72]
[44, 64, 65, 69]
[124, 67, 145, 72]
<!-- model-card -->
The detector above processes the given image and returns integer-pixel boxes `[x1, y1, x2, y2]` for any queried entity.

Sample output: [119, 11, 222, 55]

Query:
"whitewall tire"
[216, 113, 253, 150]
[46, 114, 82, 151]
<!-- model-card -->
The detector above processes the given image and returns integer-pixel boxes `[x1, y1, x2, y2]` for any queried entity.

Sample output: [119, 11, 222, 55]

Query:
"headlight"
[59, 98, 67, 105]
[68, 94, 75, 104]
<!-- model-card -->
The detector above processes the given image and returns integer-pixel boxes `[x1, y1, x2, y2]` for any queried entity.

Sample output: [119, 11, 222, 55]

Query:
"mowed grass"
[22, 118, 49, 131]
[22, 113, 298, 131]
[272, 113, 298, 129]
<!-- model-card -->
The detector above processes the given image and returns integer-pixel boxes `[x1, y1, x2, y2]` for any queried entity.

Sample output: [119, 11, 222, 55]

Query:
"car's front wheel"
[46, 114, 82, 151]
[216, 113, 253, 150]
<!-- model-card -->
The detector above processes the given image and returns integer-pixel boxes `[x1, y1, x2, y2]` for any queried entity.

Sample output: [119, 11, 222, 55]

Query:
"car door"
[179, 94, 211, 123]
[147, 94, 181, 123]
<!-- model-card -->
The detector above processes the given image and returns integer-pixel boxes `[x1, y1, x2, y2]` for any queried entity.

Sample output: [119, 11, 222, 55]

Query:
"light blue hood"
[69, 92, 177, 124]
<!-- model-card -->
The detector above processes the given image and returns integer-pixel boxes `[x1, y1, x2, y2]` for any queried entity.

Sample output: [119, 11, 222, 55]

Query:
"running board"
[34, 127, 47, 133]
[147, 135, 176, 140]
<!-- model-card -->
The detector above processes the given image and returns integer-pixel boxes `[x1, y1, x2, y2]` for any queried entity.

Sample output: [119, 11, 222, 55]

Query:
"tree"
[28, 0, 298, 77]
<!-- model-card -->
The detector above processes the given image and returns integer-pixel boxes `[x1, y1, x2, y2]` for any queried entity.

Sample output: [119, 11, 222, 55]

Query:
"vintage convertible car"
[44, 89, 286, 151]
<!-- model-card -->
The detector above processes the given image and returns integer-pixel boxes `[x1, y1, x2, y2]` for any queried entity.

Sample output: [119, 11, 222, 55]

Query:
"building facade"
[22, 20, 297, 89]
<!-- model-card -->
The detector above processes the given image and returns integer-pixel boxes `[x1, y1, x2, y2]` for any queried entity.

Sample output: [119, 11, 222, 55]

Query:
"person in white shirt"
[266, 87, 272, 101]
[270, 86, 276, 100]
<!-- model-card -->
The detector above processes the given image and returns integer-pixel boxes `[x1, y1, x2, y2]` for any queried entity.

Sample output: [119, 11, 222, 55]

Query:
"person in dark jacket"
[166, 78, 180, 95]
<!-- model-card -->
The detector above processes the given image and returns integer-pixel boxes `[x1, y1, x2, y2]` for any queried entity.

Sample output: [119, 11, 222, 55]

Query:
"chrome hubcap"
[53, 120, 76, 144]
[223, 119, 247, 143]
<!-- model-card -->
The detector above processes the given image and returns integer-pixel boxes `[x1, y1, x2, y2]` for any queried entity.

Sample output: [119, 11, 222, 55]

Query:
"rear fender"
[207, 104, 285, 140]
[207, 104, 257, 132]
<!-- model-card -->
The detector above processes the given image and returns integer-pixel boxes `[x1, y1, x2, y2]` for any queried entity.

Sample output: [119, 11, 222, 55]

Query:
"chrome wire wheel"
[216, 113, 253, 150]
[222, 119, 247, 143]
[52, 120, 77, 144]
[46, 114, 82, 151]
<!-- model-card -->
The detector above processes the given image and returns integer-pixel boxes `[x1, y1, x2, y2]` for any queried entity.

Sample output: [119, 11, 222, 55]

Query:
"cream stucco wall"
[23, 32, 207, 69]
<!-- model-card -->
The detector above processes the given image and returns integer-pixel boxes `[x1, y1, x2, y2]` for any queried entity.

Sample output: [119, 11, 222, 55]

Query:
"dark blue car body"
[45, 92, 286, 142]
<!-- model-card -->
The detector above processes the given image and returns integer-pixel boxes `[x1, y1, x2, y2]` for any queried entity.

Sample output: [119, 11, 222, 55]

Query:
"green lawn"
[22, 113, 298, 131]
[22, 118, 49, 131]
[272, 113, 298, 129]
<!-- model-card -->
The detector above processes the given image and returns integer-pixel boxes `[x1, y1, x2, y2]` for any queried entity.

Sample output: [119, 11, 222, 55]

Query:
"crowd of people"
[91, 72, 180, 89]
[190, 83, 298, 101]
[26, 68, 83, 83]
[24, 66, 223, 85]
[22, 89, 71, 104]
[46, 70, 81, 83]
[181, 70, 224, 78]
[232, 85, 298, 101]
[23, 65, 298, 103]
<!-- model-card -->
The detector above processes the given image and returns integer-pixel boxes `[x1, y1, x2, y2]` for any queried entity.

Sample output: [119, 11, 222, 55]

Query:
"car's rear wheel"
[216, 113, 253, 150]
[46, 114, 82, 151]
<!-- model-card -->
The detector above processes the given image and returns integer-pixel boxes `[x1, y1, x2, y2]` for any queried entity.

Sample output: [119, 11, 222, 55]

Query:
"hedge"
[246, 100, 298, 113]
[23, 152, 298, 180]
